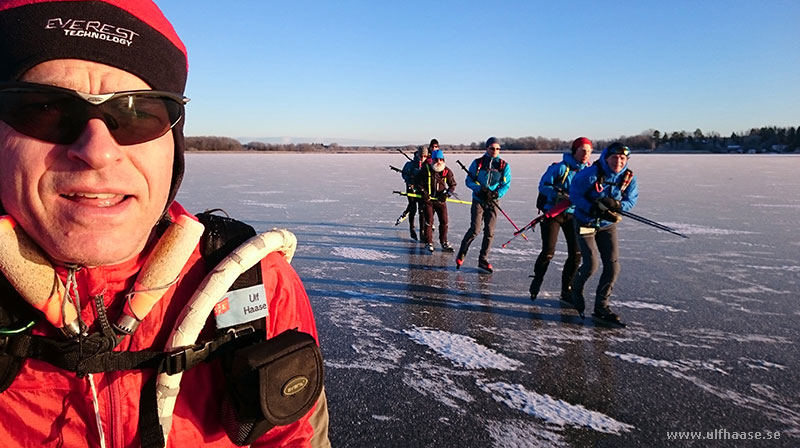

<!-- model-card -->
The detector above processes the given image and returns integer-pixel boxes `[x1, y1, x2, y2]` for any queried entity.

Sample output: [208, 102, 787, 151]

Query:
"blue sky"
[158, 0, 800, 146]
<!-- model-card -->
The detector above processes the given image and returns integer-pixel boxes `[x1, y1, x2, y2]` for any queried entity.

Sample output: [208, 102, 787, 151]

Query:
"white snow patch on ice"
[663, 223, 756, 235]
[635, 331, 715, 349]
[740, 358, 787, 371]
[404, 327, 524, 370]
[402, 362, 475, 411]
[606, 352, 684, 370]
[371, 415, 396, 421]
[331, 246, 398, 260]
[669, 371, 800, 429]
[331, 229, 382, 236]
[305, 199, 339, 203]
[743, 264, 800, 273]
[615, 300, 685, 312]
[720, 284, 787, 295]
[486, 419, 568, 448]
[683, 328, 792, 345]
[482, 325, 593, 358]
[750, 384, 782, 403]
[239, 199, 287, 209]
[702, 296, 725, 305]
[243, 190, 281, 195]
[478, 380, 634, 435]
[606, 352, 729, 375]
[324, 360, 397, 374]
[493, 246, 535, 256]
[751, 203, 800, 209]
[323, 300, 404, 373]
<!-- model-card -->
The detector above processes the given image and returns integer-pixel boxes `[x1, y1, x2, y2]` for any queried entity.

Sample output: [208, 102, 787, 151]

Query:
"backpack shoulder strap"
[475, 156, 485, 172]
[620, 169, 633, 191]
[558, 164, 570, 187]
[196, 209, 263, 294]
[0, 275, 39, 392]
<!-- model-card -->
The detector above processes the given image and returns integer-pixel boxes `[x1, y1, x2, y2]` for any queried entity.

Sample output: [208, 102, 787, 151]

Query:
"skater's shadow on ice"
[295, 255, 457, 272]
[250, 220, 390, 233]
[304, 278, 588, 326]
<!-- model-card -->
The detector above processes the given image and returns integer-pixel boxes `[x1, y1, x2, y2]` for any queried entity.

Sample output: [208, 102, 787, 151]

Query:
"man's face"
[487, 143, 501, 158]
[420, 148, 429, 160]
[606, 154, 628, 173]
[0, 59, 175, 266]
[574, 144, 593, 164]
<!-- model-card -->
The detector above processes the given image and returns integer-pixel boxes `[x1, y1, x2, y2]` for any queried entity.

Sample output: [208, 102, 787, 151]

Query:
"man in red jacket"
[0, 1, 329, 446]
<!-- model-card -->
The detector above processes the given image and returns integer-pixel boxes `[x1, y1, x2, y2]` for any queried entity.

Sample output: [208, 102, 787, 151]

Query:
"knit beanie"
[571, 137, 593, 154]
[485, 136, 500, 148]
[0, 0, 189, 208]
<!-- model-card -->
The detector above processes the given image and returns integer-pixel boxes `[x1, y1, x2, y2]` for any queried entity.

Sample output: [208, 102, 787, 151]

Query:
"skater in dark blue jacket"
[529, 137, 593, 302]
[568, 143, 639, 325]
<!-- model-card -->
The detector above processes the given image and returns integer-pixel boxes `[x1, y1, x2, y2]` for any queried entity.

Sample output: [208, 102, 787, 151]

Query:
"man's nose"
[65, 119, 125, 169]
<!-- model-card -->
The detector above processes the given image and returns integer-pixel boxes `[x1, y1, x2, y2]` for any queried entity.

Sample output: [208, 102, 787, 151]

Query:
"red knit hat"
[571, 137, 593, 154]
[0, 0, 189, 207]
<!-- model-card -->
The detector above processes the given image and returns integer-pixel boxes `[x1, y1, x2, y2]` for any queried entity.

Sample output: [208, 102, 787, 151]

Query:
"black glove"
[589, 202, 604, 218]
[599, 197, 621, 212]
[555, 192, 569, 202]
[477, 187, 489, 201]
[488, 190, 499, 201]
[591, 200, 622, 221]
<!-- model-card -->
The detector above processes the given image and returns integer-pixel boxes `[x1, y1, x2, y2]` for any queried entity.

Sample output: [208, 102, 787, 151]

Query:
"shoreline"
[185, 149, 799, 155]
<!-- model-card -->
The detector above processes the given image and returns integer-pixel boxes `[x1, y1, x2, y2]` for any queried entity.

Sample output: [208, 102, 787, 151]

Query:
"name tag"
[214, 284, 269, 329]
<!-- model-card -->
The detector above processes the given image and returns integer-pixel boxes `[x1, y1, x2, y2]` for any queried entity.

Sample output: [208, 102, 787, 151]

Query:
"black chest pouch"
[219, 328, 324, 446]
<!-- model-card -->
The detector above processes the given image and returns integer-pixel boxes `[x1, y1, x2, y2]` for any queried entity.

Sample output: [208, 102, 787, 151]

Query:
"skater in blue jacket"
[568, 143, 639, 325]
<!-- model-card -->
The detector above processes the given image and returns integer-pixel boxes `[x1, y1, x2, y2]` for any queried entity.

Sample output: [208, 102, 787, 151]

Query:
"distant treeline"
[185, 125, 800, 154]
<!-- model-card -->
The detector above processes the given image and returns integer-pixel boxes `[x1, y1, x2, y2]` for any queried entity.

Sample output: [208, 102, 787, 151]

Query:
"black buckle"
[164, 325, 257, 375]
[165, 341, 212, 375]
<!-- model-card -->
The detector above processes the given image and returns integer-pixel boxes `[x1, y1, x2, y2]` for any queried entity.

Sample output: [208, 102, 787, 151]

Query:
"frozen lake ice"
[178, 152, 799, 447]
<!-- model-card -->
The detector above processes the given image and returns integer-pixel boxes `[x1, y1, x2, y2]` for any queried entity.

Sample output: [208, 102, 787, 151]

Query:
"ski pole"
[619, 210, 689, 239]
[455, 159, 528, 241]
[393, 190, 471, 205]
[515, 199, 571, 237]
[500, 199, 571, 247]
[389, 165, 402, 173]
[618, 211, 668, 229]
[500, 220, 537, 247]
[396, 148, 413, 161]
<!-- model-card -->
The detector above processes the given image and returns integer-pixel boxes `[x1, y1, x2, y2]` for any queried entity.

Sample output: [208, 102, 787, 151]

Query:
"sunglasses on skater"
[0, 81, 189, 145]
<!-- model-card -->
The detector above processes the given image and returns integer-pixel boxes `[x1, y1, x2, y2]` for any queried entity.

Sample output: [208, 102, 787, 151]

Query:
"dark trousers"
[572, 222, 620, 309]
[404, 186, 425, 232]
[423, 200, 448, 245]
[458, 200, 497, 265]
[532, 213, 580, 292]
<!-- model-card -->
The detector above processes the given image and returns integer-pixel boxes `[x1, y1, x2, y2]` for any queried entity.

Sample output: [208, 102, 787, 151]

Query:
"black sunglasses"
[0, 81, 189, 146]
